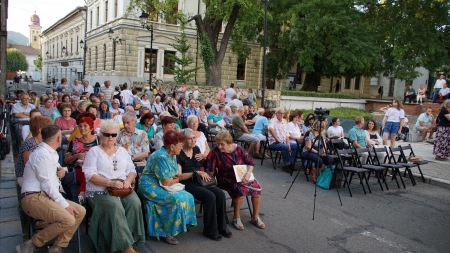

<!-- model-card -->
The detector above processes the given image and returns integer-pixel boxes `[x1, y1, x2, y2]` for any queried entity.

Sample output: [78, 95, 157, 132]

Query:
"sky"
[8, 0, 87, 37]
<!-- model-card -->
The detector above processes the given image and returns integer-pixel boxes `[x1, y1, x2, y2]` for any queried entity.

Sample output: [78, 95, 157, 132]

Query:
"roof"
[7, 44, 40, 55]
[42, 6, 86, 35]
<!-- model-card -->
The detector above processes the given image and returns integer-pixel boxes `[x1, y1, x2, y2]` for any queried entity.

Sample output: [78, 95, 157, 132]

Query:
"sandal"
[250, 217, 265, 229]
[233, 218, 244, 230]
[162, 236, 178, 245]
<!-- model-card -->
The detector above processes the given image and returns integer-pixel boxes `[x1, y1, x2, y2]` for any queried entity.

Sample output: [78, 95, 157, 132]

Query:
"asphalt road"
[36, 164, 448, 253]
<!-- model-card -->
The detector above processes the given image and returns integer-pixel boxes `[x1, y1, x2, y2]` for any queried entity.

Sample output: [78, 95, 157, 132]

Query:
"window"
[237, 60, 246, 80]
[166, 4, 178, 24]
[344, 76, 351, 89]
[144, 49, 157, 74]
[114, 0, 118, 18]
[105, 1, 108, 22]
[163, 51, 175, 74]
[95, 46, 98, 71]
[96, 6, 100, 26]
[354, 76, 361, 90]
[103, 44, 106, 70]
[33, 36, 37, 41]
[90, 11, 93, 29]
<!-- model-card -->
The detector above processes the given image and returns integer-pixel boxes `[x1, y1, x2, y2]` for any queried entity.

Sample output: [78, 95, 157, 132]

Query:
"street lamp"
[261, 0, 268, 108]
[139, 11, 154, 84]
[79, 39, 86, 79]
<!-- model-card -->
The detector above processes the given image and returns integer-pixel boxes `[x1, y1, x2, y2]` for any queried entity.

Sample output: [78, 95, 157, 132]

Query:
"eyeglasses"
[63, 110, 72, 112]
[189, 122, 199, 125]
[102, 132, 118, 138]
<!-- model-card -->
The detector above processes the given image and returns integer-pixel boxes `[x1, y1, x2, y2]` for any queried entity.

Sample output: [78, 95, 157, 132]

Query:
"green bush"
[280, 90, 359, 99]
[6, 48, 28, 71]
[291, 107, 373, 121]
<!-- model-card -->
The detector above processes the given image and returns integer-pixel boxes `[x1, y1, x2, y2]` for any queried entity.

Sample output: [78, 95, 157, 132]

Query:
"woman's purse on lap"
[159, 181, 185, 192]
[107, 179, 135, 197]
[192, 171, 217, 188]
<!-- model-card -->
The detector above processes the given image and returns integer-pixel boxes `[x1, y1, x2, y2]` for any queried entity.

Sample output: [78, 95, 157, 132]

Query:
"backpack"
[132, 96, 142, 110]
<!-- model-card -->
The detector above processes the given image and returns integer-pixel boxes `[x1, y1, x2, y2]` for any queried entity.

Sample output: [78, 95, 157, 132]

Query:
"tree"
[128, 0, 264, 86]
[267, 0, 380, 91]
[363, 0, 450, 80]
[6, 48, 28, 72]
[163, 23, 200, 83]
[34, 54, 42, 71]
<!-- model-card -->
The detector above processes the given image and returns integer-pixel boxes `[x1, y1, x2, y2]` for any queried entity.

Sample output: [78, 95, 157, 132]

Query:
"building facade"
[83, 0, 265, 87]
[41, 7, 86, 85]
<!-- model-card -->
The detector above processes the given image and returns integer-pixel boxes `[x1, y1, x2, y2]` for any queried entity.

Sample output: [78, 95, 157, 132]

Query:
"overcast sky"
[8, 0, 86, 36]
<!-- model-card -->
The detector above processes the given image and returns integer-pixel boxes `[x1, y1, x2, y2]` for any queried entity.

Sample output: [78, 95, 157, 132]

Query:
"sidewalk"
[0, 142, 23, 253]
[399, 140, 450, 189]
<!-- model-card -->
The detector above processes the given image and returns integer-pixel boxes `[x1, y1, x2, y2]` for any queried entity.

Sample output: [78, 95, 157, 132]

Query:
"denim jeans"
[432, 88, 441, 103]
[300, 152, 333, 168]
[269, 142, 297, 163]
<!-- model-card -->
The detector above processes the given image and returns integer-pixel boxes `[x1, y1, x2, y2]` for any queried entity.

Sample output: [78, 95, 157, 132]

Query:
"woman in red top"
[55, 103, 76, 135]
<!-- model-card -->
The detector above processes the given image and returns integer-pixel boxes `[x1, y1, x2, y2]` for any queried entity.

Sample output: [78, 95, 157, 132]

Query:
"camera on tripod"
[314, 107, 330, 121]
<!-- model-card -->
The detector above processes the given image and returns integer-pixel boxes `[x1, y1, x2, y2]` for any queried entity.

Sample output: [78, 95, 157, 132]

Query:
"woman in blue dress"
[139, 130, 197, 245]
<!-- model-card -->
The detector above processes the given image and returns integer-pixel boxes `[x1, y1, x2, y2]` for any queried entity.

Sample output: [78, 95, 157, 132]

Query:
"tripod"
[284, 115, 342, 220]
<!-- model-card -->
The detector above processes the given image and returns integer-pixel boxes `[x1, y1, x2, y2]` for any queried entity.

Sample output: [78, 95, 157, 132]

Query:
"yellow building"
[28, 12, 41, 49]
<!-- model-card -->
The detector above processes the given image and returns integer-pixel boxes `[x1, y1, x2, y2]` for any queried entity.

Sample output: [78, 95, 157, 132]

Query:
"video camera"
[314, 107, 330, 121]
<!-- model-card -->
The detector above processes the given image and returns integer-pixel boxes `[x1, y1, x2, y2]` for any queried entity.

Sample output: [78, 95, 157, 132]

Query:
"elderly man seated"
[439, 83, 450, 100]
[268, 108, 298, 170]
[232, 106, 262, 159]
[116, 112, 150, 161]
[348, 116, 383, 164]
[415, 107, 435, 141]
[11, 93, 36, 123]
[17, 125, 85, 253]
[113, 105, 135, 127]
[227, 94, 244, 108]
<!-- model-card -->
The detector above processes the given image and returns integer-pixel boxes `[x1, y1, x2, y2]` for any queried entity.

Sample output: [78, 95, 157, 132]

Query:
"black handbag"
[192, 171, 217, 188]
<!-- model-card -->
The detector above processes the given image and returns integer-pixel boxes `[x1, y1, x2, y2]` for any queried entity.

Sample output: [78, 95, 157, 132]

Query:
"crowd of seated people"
[17, 80, 408, 251]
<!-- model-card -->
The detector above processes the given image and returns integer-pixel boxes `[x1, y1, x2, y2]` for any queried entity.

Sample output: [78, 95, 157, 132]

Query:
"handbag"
[192, 171, 217, 188]
[409, 156, 423, 162]
[317, 165, 335, 190]
[159, 181, 185, 192]
[107, 179, 135, 198]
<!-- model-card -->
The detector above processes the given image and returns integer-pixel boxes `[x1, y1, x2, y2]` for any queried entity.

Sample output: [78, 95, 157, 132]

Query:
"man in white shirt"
[225, 83, 237, 102]
[432, 75, 446, 103]
[439, 83, 450, 99]
[81, 80, 94, 95]
[120, 83, 133, 106]
[71, 79, 83, 93]
[17, 125, 85, 253]
[11, 93, 36, 123]
[226, 94, 244, 108]
[100, 80, 114, 102]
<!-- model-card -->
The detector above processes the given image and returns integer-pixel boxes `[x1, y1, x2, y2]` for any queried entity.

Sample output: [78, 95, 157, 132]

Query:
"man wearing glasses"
[268, 108, 298, 170]
[116, 112, 150, 161]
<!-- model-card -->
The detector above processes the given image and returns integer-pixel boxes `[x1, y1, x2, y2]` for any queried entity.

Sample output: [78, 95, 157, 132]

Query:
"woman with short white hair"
[186, 115, 210, 161]
[83, 119, 145, 253]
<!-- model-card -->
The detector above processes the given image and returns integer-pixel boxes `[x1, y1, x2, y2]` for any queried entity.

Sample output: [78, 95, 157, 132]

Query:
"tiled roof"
[7, 43, 40, 55]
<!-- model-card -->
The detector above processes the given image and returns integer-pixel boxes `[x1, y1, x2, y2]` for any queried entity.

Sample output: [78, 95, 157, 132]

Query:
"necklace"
[100, 146, 118, 171]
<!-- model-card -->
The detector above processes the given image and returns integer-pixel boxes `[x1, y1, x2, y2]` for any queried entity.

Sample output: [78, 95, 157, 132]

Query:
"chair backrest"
[399, 144, 415, 158]
[398, 145, 412, 163]
[388, 146, 403, 164]
[372, 147, 388, 165]
[330, 138, 349, 154]
[353, 147, 371, 167]
[336, 149, 356, 168]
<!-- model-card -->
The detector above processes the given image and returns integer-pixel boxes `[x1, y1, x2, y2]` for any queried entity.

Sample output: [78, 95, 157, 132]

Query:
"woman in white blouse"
[327, 117, 344, 139]
[140, 93, 151, 109]
[186, 115, 210, 162]
[82, 120, 145, 253]
[286, 113, 303, 146]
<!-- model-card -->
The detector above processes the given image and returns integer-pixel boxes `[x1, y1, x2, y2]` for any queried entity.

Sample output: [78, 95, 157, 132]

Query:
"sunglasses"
[102, 132, 118, 138]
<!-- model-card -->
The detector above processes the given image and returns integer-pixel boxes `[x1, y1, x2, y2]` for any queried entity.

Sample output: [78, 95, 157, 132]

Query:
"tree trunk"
[209, 61, 222, 86]
[301, 73, 321, 91]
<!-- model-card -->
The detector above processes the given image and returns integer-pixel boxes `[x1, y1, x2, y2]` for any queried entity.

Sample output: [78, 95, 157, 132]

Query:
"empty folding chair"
[371, 147, 405, 189]
[354, 147, 389, 191]
[389, 147, 418, 186]
[398, 144, 427, 182]
[336, 149, 371, 197]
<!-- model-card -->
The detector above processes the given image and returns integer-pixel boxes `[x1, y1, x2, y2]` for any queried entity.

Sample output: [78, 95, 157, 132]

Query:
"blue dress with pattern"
[138, 148, 197, 237]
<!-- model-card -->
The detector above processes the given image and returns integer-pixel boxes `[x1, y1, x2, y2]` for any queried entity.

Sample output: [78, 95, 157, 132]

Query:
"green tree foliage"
[128, 0, 264, 86]
[6, 48, 28, 71]
[34, 54, 42, 71]
[163, 23, 201, 83]
[268, 0, 380, 91]
[363, 0, 450, 80]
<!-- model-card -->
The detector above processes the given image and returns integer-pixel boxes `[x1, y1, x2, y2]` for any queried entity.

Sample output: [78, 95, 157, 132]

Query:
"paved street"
[1, 81, 449, 252]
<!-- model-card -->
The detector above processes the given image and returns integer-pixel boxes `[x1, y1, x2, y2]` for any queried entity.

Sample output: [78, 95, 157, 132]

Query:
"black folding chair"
[389, 147, 418, 186]
[354, 147, 389, 191]
[398, 144, 427, 182]
[336, 149, 371, 197]
[371, 147, 405, 189]
[260, 132, 278, 170]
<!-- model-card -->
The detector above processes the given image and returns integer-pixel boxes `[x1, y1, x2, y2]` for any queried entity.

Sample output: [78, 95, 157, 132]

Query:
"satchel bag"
[107, 179, 135, 198]
[192, 171, 217, 188]
[409, 156, 423, 162]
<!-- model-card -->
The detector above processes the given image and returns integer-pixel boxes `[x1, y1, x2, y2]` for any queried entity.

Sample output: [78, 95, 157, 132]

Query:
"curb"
[412, 173, 450, 189]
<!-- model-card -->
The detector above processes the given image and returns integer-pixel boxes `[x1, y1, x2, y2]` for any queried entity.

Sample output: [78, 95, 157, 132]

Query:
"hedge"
[291, 107, 373, 121]
[280, 90, 359, 99]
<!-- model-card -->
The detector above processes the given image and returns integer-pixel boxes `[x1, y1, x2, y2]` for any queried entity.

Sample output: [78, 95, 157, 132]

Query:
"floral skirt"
[433, 126, 450, 158]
